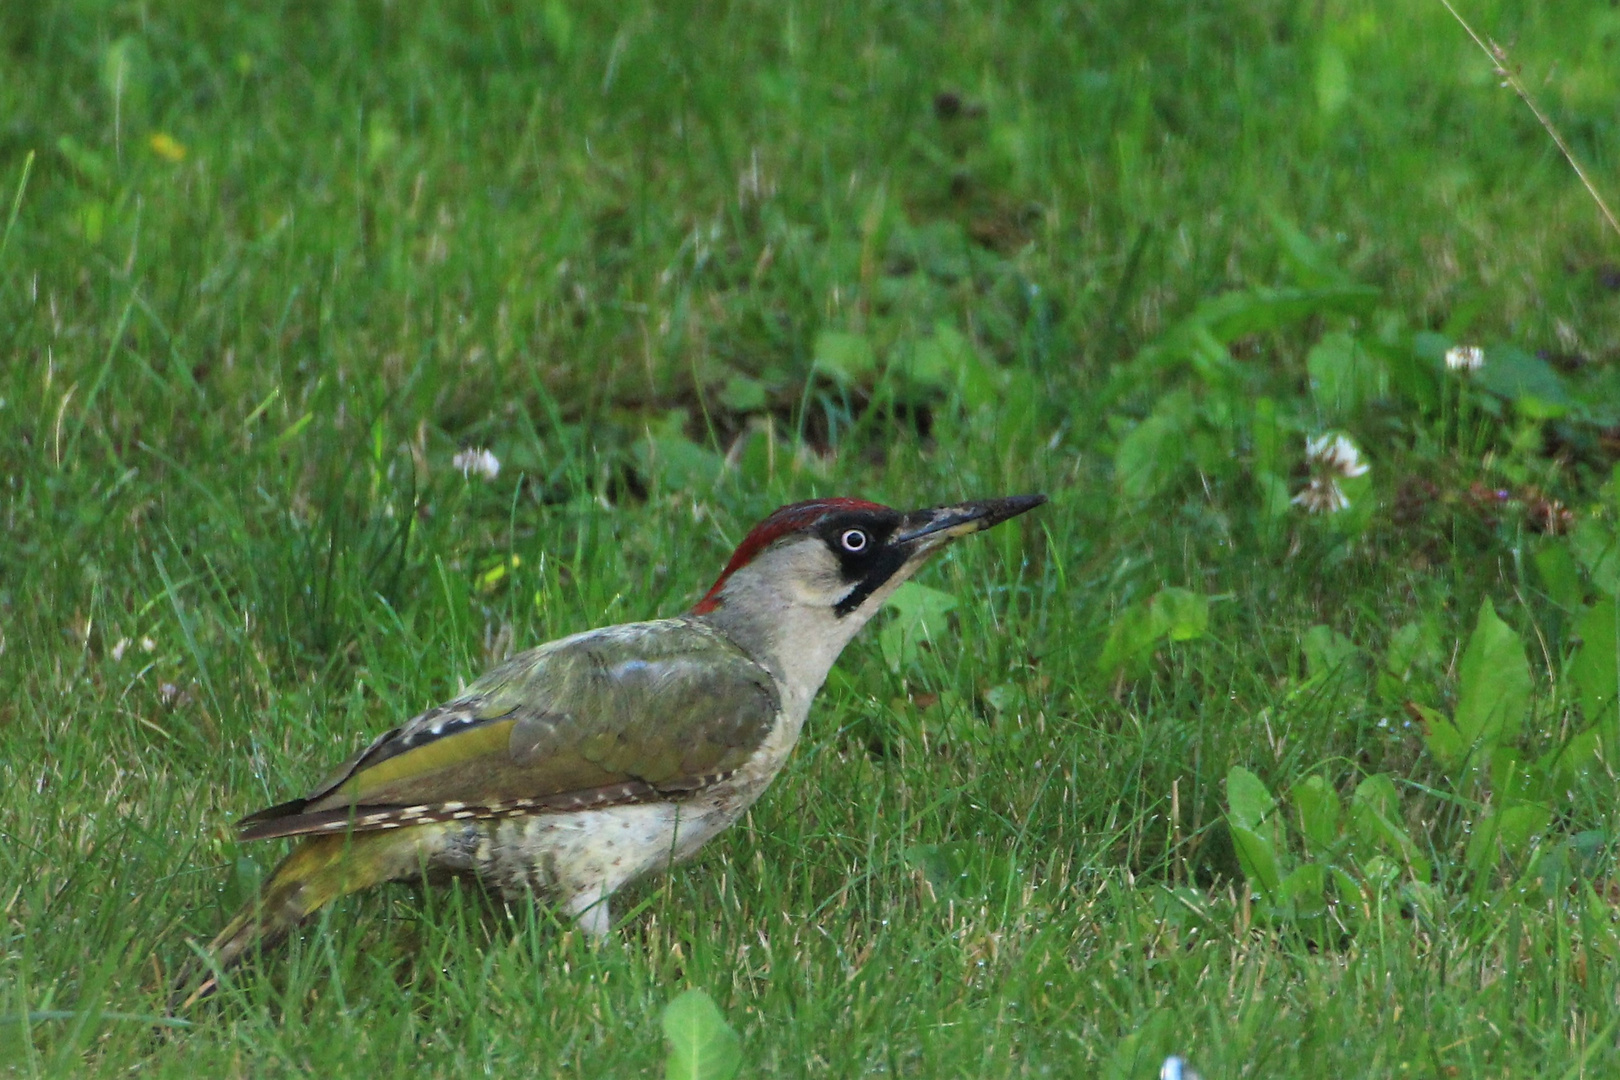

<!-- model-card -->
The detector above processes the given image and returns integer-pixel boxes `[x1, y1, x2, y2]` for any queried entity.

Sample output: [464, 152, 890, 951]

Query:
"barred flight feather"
[234, 772, 737, 841]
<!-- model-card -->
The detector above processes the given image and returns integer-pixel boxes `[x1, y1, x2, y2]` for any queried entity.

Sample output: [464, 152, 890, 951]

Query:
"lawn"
[3, 0, 1620, 1075]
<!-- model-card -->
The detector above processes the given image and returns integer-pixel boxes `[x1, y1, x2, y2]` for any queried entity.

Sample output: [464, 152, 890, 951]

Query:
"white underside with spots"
[412, 683, 813, 934]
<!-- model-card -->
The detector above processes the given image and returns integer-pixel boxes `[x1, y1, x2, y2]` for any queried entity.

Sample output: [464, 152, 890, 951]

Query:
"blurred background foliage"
[2, 0, 1620, 1074]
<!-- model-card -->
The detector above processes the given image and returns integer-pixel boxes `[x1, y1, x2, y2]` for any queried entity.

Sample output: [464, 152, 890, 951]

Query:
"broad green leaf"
[662, 989, 742, 1080]
[1095, 600, 1161, 677]
[717, 374, 768, 413]
[1200, 285, 1381, 341]
[1570, 519, 1620, 597]
[899, 336, 953, 391]
[1307, 331, 1384, 416]
[1187, 428, 1236, 482]
[1350, 773, 1399, 823]
[1533, 838, 1576, 897]
[1468, 803, 1556, 879]
[1330, 867, 1367, 923]
[1096, 587, 1193, 677]
[1328, 471, 1375, 535]
[1495, 802, 1552, 857]
[541, 0, 575, 55]
[1412, 702, 1464, 771]
[1545, 726, 1603, 788]
[1182, 324, 1243, 391]
[634, 412, 724, 493]
[1114, 414, 1185, 501]
[1568, 830, 1609, 879]
[1152, 587, 1208, 642]
[101, 36, 151, 111]
[813, 330, 878, 386]
[1376, 627, 1417, 701]
[1362, 855, 1399, 888]
[1125, 287, 1380, 383]
[1533, 542, 1585, 611]
[1386, 333, 1443, 412]
[904, 843, 1022, 905]
[1315, 43, 1350, 119]
[56, 135, 112, 189]
[1347, 773, 1399, 822]
[1473, 344, 1573, 416]
[1267, 210, 1351, 289]
[1465, 806, 1530, 879]
[879, 581, 959, 673]
[898, 323, 1000, 409]
[904, 843, 971, 900]
[1094, 586, 1207, 678]
[889, 219, 972, 282]
[366, 116, 401, 168]
[1453, 598, 1531, 751]
[729, 423, 778, 486]
[981, 682, 1023, 716]
[1350, 775, 1430, 882]
[1256, 470, 1293, 521]
[1226, 766, 1276, 831]
[1488, 749, 1544, 804]
[1291, 775, 1341, 858]
[1252, 395, 1284, 476]
[1230, 823, 1284, 902]
[1302, 624, 1359, 681]
[1569, 599, 1619, 733]
[1401, 880, 1442, 922]
[1281, 863, 1328, 918]
[638, 434, 724, 493]
[1378, 618, 1440, 702]
[994, 366, 1044, 449]
[222, 856, 267, 913]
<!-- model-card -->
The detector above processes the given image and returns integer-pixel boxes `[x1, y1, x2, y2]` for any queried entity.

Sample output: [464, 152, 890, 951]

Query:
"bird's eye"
[839, 528, 869, 553]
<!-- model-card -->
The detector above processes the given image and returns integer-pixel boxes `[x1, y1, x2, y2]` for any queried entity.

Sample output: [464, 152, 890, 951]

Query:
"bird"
[173, 493, 1046, 1007]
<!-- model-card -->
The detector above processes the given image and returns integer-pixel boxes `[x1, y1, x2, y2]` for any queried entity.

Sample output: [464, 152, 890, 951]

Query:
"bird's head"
[691, 494, 1046, 693]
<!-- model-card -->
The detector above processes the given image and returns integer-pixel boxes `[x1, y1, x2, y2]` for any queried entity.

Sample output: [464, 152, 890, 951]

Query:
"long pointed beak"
[893, 494, 1048, 549]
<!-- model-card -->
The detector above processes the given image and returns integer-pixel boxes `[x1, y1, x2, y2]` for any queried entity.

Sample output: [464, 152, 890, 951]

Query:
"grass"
[2, 0, 1619, 1075]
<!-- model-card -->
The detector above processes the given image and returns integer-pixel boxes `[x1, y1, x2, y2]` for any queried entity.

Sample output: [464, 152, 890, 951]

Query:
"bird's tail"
[170, 832, 396, 1011]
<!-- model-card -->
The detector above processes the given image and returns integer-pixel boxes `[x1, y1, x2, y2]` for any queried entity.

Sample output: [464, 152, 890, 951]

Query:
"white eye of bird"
[839, 528, 869, 552]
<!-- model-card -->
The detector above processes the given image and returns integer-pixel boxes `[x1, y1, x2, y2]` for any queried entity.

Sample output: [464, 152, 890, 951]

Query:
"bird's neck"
[692, 559, 918, 709]
[693, 583, 859, 706]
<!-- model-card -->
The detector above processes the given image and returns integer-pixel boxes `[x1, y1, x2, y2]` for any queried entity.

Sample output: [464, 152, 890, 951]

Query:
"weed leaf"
[662, 989, 741, 1080]
[1453, 599, 1530, 752]
[1226, 766, 1276, 831]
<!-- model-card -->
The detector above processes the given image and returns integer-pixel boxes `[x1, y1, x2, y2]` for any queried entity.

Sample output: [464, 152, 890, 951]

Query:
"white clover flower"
[1293, 432, 1369, 513]
[1291, 476, 1350, 514]
[1444, 345, 1484, 373]
[1304, 433, 1369, 478]
[452, 447, 501, 481]
[107, 636, 156, 661]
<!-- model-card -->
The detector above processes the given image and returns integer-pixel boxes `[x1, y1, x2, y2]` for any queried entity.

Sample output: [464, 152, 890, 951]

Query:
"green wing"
[237, 619, 778, 840]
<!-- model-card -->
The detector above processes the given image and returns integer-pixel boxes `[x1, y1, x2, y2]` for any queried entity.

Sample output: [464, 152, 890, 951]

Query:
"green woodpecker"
[175, 494, 1045, 1006]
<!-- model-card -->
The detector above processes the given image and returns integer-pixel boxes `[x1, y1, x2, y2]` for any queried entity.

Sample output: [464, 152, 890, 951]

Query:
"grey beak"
[893, 494, 1048, 547]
